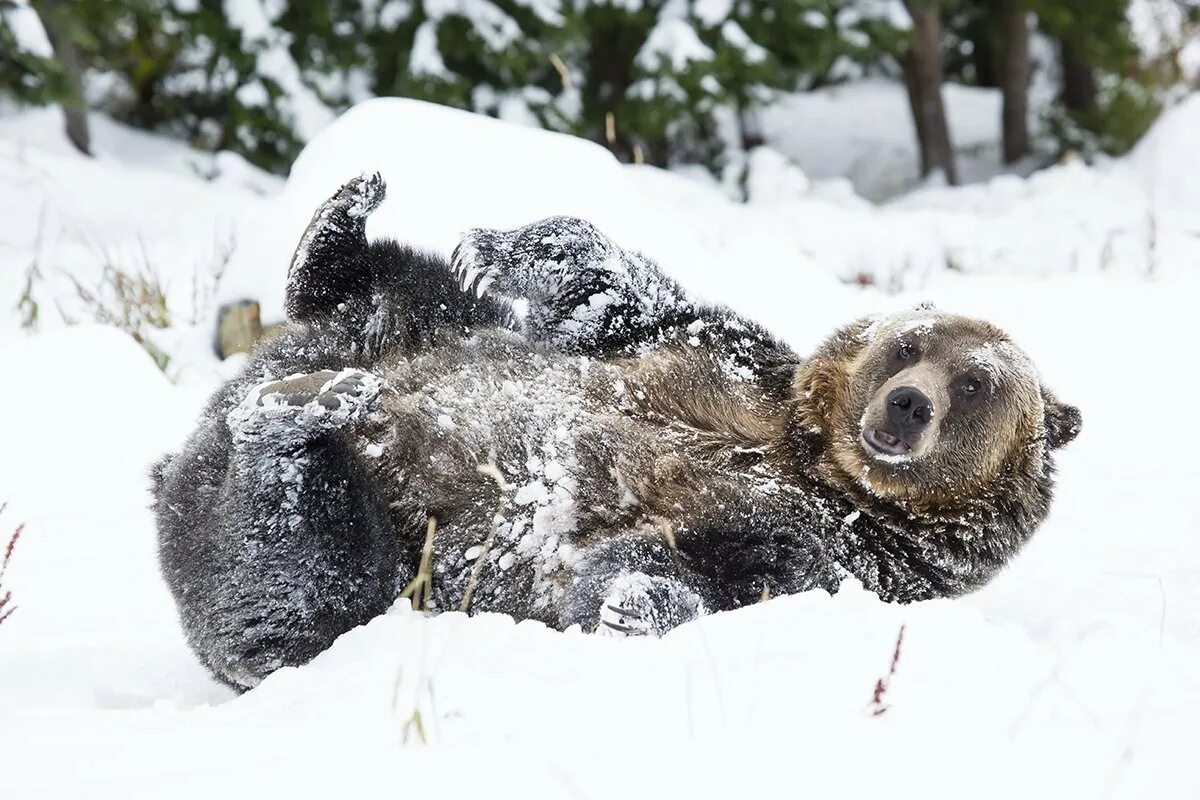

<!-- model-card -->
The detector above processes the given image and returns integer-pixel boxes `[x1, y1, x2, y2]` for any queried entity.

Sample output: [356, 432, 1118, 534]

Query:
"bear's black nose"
[887, 386, 934, 434]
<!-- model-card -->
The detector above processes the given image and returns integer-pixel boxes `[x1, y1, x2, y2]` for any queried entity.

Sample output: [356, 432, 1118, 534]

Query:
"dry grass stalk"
[549, 53, 572, 90]
[402, 708, 428, 745]
[870, 624, 907, 717]
[401, 516, 438, 612]
[0, 503, 24, 627]
[458, 462, 513, 613]
[64, 258, 172, 372]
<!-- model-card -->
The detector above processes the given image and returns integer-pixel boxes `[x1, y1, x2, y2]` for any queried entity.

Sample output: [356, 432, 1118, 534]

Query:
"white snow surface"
[760, 79, 1031, 200]
[2, 88, 1200, 797]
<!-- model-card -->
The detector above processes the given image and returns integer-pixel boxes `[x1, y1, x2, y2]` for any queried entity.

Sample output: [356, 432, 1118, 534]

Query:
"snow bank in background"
[271, 97, 722, 316]
[1128, 92, 1200, 211]
[744, 145, 811, 202]
[7, 84, 1198, 351]
[760, 79, 1021, 200]
[0, 107, 282, 193]
[3, 89, 1200, 798]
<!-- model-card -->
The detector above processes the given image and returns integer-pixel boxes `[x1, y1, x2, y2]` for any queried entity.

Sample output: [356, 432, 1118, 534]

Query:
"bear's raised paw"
[450, 216, 614, 300]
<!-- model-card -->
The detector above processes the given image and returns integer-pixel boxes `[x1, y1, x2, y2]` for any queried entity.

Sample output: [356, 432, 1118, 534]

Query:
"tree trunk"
[581, 7, 647, 164]
[997, 0, 1030, 163]
[736, 101, 764, 152]
[32, 0, 91, 156]
[1059, 37, 1096, 114]
[901, 0, 957, 184]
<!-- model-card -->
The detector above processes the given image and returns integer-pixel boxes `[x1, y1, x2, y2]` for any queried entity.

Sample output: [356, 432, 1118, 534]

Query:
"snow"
[1, 2, 52, 58]
[694, 0, 732, 26]
[2, 85, 1200, 797]
[720, 20, 769, 64]
[637, 18, 716, 73]
[224, 0, 337, 142]
[1127, 93, 1200, 215]
[1129, 0, 1200, 78]
[425, 0, 523, 52]
[744, 146, 812, 202]
[410, 21, 450, 77]
[760, 79, 1023, 200]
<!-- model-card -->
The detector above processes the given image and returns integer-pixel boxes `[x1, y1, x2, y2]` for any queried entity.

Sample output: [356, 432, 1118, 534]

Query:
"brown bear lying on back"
[153, 174, 1081, 690]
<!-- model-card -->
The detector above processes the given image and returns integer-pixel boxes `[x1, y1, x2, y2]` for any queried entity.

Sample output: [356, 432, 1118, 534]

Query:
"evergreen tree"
[0, 0, 79, 149]
[2, 0, 1190, 176]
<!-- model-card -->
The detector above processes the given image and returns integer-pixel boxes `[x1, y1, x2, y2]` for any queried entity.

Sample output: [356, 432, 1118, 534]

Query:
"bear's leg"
[450, 218, 797, 384]
[561, 534, 708, 637]
[285, 173, 385, 324]
[193, 369, 404, 689]
[285, 173, 515, 357]
[451, 217, 694, 356]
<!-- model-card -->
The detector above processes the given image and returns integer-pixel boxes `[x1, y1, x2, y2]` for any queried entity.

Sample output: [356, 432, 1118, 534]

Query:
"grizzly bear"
[152, 174, 1081, 690]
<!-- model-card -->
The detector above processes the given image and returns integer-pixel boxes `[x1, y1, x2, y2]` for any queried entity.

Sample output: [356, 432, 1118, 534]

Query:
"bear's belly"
[350, 331, 666, 620]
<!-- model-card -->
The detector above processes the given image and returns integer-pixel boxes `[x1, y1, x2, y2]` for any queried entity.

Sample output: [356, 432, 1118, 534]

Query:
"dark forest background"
[3, 0, 1198, 181]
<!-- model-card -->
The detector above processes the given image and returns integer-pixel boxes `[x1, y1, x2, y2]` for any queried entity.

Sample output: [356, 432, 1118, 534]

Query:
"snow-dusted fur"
[152, 174, 1080, 690]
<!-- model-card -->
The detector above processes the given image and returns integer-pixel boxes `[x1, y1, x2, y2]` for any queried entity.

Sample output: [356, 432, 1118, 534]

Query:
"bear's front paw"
[450, 228, 505, 299]
[332, 171, 386, 220]
[450, 217, 614, 301]
[595, 572, 705, 639]
[228, 368, 384, 443]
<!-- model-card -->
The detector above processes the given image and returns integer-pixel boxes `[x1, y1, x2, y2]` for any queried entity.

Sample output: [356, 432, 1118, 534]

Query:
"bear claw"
[450, 229, 503, 299]
[598, 606, 643, 636]
[594, 571, 705, 639]
[596, 586, 655, 639]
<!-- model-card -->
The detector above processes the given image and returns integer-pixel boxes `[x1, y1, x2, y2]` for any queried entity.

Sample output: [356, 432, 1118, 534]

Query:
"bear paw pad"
[229, 369, 383, 442]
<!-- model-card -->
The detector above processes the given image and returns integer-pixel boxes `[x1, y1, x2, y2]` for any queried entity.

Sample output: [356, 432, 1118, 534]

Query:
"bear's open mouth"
[863, 427, 911, 457]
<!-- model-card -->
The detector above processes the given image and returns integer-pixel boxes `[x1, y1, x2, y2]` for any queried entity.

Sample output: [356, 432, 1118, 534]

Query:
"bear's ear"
[1042, 388, 1081, 450]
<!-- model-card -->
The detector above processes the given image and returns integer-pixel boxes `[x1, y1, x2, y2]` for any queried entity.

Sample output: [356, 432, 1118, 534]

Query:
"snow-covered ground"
[760, 79, 1035, 200]
[2, 89, 1199, 798]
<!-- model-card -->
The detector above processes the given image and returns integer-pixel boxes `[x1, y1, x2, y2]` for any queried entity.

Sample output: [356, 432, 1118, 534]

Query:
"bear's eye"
[896, 341, 917, 362]
[956, 375, 985, 401]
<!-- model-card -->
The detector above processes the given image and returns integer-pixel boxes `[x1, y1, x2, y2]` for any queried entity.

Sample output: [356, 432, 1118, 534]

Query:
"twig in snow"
[0, 503, 24, 627]
[870, 624, 906, 717]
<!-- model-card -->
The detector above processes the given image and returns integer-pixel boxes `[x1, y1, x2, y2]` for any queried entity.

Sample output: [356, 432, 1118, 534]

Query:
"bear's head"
[792, 307, 1081, 509]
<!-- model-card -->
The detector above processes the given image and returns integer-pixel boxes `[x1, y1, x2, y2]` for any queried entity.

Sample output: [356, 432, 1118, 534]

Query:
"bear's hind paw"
[594, 572, 704, 639]
[597, 601, 652, 638]
[228, 369, 384, 443]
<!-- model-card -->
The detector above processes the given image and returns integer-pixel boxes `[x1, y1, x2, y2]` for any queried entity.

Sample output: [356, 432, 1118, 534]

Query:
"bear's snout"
[887, 386, 934, 434]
